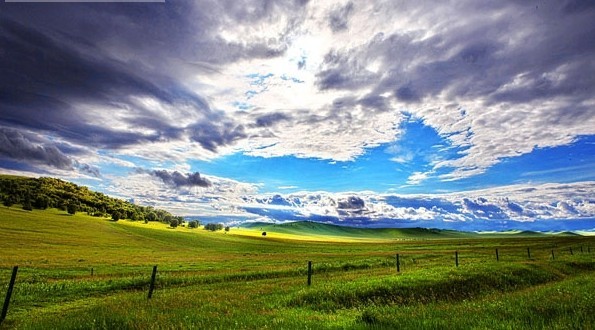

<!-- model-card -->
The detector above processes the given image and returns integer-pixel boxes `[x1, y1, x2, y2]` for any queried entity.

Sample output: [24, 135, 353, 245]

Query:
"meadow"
[1, 206, 594, 329]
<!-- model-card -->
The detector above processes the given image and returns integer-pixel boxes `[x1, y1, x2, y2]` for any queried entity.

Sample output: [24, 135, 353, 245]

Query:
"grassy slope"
[1, 207, 594, 329]
[242, 220, 557, 240]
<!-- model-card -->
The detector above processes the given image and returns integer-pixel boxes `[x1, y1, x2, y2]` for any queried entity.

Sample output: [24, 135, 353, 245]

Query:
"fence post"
[570, 247, 573, 255]
[396, 254, 400, 273]
[1, 266, 18, 325]
[551, 249, 555, 260]
[580, 246, 583, 253]
[495, 248, 499, 261]
[307, 261, 312, 286]
[455, 251, 459, 267]
[148, 265, 157, 299]
[527, 248, 531, 260]
[91, 268, 93, 276]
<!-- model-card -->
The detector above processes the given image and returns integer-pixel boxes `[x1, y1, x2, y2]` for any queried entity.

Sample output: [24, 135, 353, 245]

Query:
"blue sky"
[1, 1, 595, 230]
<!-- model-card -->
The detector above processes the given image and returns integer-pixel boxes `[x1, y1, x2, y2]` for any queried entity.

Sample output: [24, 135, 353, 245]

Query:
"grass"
[1, 206, 594, 329]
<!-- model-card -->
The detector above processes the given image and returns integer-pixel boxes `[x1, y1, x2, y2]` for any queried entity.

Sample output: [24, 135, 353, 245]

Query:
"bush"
[188, 220, 199, 228]
[170, 219, 179, 228]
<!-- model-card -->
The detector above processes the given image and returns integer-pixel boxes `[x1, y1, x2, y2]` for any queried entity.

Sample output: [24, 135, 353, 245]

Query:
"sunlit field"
[1, 206, 594, 329]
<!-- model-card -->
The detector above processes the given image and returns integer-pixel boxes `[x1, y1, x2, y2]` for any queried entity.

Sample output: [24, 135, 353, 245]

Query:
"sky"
[1, 0, 595, 231]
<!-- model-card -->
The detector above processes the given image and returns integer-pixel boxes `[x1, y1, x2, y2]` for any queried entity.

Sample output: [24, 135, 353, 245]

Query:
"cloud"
[0, 128, 73, 170]
[235, 181, 595, 226]
[328, 2, 354, 32]
[1, 0, 594, 185]
[140, 169, 212, 189]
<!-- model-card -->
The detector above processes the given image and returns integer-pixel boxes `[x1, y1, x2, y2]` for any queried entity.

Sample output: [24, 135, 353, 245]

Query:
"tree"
[146, 212, 157, 222]
[170, 219, 179, 228]
[204, 223, 224, 231]
[111, 211, 121, 221]
[22, 198, 33, 211]
[188, 220, 199, 228]
[2, 196, 14, 208]
[224, 226, 230, 233]
[67, 202, 78, 215]
[34, 195, 49, 209]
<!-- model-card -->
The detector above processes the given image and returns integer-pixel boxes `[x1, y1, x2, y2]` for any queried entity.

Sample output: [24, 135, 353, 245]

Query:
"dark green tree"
[22, 198, 33, 211]
[146, 212, 157, 222]
[67, 202, 78, 215]
[2, 196, 14, 208]
[204, 223, 224, 231]
[111, 211, 121, 221]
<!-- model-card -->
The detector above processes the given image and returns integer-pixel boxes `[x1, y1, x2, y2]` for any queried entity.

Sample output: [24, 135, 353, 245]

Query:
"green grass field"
[1, 206, 594, 329]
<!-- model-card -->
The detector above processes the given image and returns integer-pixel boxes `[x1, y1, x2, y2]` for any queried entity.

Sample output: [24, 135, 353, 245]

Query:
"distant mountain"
[240, 221, 584, 239]
[240, 220, 479, 239]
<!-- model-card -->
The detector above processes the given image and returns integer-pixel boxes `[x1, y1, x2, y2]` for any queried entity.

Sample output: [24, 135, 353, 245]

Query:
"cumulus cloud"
[235, 181, 595, 227]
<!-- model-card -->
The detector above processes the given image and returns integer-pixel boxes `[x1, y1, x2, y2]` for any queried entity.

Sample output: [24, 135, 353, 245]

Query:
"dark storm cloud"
[0, 0, 308, 163]
[337, 196, 365, 209]
[0, 128, 73, 170]
[138, 169, 211, 188]
[0, 17, 208, 149]
[189, 122, 247, 152]
[76, 162, 101, 178]
[254, 113, 291, 127]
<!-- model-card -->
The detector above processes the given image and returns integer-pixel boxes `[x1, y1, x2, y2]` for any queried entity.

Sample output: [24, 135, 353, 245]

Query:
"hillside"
[241, 221, 479, 239]
[240, 221, 583, 240]
[0, 174, 180, 223]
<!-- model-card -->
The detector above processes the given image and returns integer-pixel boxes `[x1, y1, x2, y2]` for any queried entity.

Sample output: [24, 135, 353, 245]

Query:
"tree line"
[0, 175, 182, 224]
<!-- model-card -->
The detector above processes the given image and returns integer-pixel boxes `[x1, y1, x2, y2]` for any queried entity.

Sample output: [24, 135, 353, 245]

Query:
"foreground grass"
[1, 207, 594, 329]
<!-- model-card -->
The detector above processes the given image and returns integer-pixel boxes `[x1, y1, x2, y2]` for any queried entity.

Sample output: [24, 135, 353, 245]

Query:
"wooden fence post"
[148, 265, 157, 299]
[570, 247, 573, 255]
[527, 247, 531, 260]
[455, 251, 459, 267]
[307, 261, 312, 286]
[1, 266, 18, 325]
[495, 248, 499, 261]
[580, 246, 583, 253]
[551, 249, 555, 260]
[396, 254, 400, 273]
[91, 268, 93, 276]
